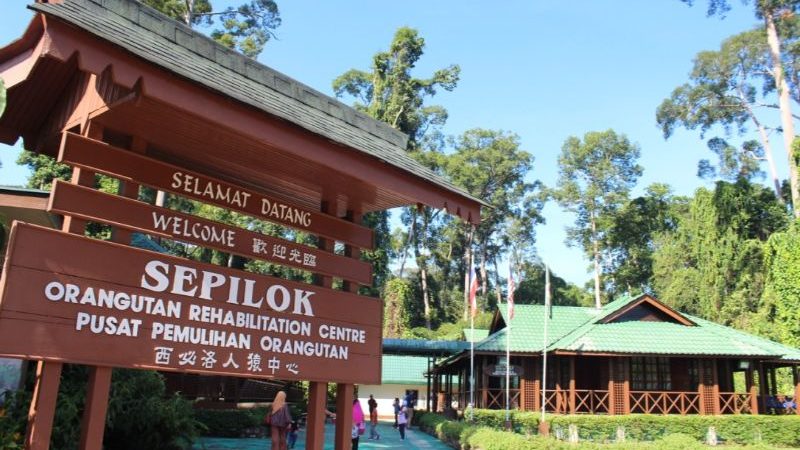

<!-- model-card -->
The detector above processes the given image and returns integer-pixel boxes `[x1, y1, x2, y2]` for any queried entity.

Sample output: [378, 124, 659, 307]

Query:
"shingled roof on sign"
[28, 0, 486, 210]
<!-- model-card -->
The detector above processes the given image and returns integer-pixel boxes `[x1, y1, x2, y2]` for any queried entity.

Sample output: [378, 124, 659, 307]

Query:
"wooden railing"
[719, 392, 752, 414]
[542, 389, 568, 413]
[574, 389, 610, 414]
[483, 388, 520, 409]
[629, 391, 700, 415]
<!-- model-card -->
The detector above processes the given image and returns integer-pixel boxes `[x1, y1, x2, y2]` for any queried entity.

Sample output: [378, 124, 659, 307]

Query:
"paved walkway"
[193, 423, 451, 450]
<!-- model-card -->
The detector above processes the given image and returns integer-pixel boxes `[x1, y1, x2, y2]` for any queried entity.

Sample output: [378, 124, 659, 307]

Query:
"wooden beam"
[25, 361, 63, 450]
[568, 356, 576, 414]
[78, 367, 112, 450]
[305, 382, 327, 450]
[712, 359, 720, 415]
[608, 358, 615, 415]
[334, 383, 353, 450]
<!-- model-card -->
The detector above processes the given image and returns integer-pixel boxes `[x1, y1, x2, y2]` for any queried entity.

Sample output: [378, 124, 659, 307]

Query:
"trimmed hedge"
[193, 407, 267, 437]
[548, 414, 800, 446]
[416, 410, 800, 449]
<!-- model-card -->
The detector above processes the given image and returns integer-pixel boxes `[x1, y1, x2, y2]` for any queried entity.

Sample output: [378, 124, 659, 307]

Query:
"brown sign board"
[57, 132, 374, 249]
[47, 181, 372, 285]
[0, 223, 382, 385]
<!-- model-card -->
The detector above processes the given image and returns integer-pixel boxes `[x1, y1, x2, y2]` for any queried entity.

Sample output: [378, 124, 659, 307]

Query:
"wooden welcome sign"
[0, 223, 381, 385]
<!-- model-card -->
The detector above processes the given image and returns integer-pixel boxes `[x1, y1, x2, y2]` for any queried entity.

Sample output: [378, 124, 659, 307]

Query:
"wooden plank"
[334, 383, 353, 450]
[78, 366, 112, 450]
[24, 361, 63, 450]
[48, 181, 372, 285]
[57, 132, 374, 249]
[305, 381, 327, 450]
[0, 222, 382, 385]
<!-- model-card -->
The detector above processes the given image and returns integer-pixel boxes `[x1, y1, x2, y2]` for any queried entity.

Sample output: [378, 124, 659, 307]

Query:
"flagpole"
[505, 300, 511, 426]
[469, 255, 475, 423]
[541, 265, 550, 424]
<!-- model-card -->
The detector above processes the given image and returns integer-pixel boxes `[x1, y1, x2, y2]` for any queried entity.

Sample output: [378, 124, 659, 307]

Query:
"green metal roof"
[476, 304, 598, 353]
[381, 355, 428, 385]
[382, 339, 469, 356]
[465, 295, 800, 361]
[463, 329, 489, 342]
[30, 0, 485, 208]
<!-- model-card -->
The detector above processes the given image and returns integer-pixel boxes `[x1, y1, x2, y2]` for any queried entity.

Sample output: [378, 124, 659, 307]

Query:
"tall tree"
[684, 0, 800, 216]
[553, 130, 643, 308]
[656, 29, 781, 195]
[142, 0, 280, 58]
[444, 129, 544, 318]
[606, 183, 686, 297]
[332, 27, 460, 310]
[332, 27, 459, 149]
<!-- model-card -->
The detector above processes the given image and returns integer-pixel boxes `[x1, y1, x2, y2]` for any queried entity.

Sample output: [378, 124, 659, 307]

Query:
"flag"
[469, 263, 479, 318]
[507, 271, 515, 320]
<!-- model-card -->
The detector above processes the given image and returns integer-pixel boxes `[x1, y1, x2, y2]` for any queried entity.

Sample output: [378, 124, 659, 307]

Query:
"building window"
[631, 357, 671, 391]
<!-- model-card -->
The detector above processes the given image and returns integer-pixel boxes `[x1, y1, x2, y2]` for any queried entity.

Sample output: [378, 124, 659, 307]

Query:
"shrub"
[193, 407, 267, 437]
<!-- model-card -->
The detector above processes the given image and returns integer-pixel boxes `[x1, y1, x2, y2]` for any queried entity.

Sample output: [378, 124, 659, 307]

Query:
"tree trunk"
[420, 263, 431, 330]
[741, 89, 782, 199]
[591, 213, 602, 309]
[184, 0, 195, 25]
[492, 257, 503, 306]
[398, 208, 416, 278]
[765, 10, 800, 216]
[480, 246, 489, 297]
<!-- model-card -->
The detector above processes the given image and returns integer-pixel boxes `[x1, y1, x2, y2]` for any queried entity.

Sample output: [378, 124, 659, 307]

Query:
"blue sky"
[0, 1, 769, 287]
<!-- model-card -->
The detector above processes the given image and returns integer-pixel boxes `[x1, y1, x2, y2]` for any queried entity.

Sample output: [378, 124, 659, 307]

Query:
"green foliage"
[652, 179, 788, 327]
[1, 366, 202, 450]
[192, 408, 266, 437]
[416, 411, 800, 449]
[141, 0, 280, 58]
[332, 27, 459, 148]
[383, 277, 413, 337]
[760, 219, 800, 346]
[16, 151, 72, 190]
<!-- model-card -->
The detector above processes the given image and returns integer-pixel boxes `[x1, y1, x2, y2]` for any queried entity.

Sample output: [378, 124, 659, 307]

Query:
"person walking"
[265, 391, 292, 450]
[403, 392, 415, 429]
[392, 397, 400, 428]
[367, 395, 380, 440]
[397, 404, 408, 440]
[352, 398, 365, 450]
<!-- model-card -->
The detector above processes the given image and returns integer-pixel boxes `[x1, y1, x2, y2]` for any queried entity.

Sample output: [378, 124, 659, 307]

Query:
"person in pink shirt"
[351, 398, 365, 449]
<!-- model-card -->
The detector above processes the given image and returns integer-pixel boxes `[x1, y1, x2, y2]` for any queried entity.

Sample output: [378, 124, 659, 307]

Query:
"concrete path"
[193, 422, 452, 450]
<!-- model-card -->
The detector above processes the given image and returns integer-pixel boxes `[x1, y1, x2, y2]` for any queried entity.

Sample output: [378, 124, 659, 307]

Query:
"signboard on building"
[0, 223, 382, 385]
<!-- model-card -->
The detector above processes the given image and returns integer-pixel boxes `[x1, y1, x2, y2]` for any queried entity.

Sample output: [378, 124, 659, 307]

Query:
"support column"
[78, 367, 112, 450]
[568, 356, 576, 414]
[794, 366, 800, 415]
[334, 383, 354, 450]
[622, 358, 631, 415]
[712, 359, 720, 415]
[758, 362, 768, 413]
[608, 358, 616, 415]
[25, 361, 63, 450]
[305, 382, 327, 450]
[747, 366, 758, 415]
[426, 357, 432, 412]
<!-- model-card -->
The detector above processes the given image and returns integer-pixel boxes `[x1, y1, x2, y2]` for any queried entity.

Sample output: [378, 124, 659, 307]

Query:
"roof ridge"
[62, 0, 409, 150]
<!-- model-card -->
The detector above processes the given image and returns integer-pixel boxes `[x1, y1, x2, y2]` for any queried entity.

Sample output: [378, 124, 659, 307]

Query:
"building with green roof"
[433, 294, 800, 416]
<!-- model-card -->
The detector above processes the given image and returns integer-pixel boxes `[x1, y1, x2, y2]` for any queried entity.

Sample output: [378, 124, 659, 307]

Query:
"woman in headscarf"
[267, 391, 292, 450]
[351, 398, 365, 449]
